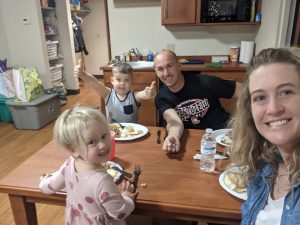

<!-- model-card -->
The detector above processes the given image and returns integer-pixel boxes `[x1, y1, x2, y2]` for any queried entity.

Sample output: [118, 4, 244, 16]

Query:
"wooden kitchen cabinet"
[101, 70, 158, 126]
[161, 0, 262, 26]
[161, 0, 197, 25]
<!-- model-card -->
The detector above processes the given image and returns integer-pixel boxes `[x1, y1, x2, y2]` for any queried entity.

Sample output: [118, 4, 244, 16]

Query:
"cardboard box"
[0, 98, 13, 122]
[6, 94, 61, 130]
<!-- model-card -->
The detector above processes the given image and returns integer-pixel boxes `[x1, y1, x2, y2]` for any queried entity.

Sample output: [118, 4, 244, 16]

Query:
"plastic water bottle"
[147, 51, 154, 62]
[120, 52, 125, 62]
[200, 128, 216, 173]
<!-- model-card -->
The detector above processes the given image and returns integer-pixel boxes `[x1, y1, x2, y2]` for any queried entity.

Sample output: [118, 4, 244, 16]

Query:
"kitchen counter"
[100, 62, 247, 72]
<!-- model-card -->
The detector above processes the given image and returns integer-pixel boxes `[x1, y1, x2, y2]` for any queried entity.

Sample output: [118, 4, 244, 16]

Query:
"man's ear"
[110, 76, 114, 84]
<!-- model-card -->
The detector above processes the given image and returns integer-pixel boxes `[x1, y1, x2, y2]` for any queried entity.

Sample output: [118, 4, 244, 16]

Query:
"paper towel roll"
[239, 41, 255, 64]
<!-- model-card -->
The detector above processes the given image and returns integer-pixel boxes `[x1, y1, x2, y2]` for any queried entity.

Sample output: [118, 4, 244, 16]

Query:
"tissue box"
[0, 98, 13, 122]
[6, 94, 61, 130]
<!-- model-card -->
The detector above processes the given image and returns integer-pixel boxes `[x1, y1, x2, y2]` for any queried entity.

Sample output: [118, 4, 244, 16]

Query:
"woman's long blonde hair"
[229, 47, 300, 186]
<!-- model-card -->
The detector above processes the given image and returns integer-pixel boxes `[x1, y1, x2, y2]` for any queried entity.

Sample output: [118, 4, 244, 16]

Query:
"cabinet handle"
[164, 9, 167, 19]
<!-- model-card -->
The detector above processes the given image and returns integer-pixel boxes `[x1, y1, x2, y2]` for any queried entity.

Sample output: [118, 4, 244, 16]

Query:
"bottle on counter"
[200, 128, 216, 173]
[120, 52, 125, 62]
[125, 51, 131, 61]
[147, 51, 154, 62]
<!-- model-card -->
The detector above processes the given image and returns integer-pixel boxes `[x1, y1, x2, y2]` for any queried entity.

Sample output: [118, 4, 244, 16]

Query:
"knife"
[157, 130, 161, 144]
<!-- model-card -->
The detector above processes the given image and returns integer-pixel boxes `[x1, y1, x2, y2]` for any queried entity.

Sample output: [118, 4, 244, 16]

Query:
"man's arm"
[74, 60, 110, 98]
[162, 108, 184, 153]
[135, 81, 156, 102]
[232, 82, 242, 98]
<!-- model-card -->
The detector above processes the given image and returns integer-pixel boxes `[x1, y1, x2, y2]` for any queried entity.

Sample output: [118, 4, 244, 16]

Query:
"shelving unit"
[41, 6, 64, 83]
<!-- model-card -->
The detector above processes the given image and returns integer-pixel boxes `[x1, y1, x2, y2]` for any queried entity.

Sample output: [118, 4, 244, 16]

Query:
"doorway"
[74, 0, 111, 77]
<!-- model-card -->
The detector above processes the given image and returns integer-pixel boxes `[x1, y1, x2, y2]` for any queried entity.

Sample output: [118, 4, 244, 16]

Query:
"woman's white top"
[255, 192, 284, 225]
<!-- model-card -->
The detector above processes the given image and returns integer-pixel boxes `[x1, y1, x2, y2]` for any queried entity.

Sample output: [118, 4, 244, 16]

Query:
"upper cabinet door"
[161, 0, 197, 25]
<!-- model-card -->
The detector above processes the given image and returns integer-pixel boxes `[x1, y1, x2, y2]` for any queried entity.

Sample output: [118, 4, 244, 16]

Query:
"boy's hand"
[144, 81, 156, 98]
[74, 59, 85, 78]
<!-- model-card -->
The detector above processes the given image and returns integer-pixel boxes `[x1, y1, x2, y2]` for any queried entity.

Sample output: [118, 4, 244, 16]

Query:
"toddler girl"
[39, 106, 138, 225]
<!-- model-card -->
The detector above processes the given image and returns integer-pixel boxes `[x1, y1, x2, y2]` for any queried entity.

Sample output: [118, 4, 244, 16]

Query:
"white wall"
[108, 0, 292, 59]
[107, 0, 258, 58]
[0, 4, 10, 62]
[79, 0, 109, 75]
[255, 0, 292, 54]
[0, 0, 51, 88]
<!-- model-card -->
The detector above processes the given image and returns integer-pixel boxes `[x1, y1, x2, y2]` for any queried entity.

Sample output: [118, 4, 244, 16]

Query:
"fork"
[132, 164, 142, 192]
[111, 119, 126, 129]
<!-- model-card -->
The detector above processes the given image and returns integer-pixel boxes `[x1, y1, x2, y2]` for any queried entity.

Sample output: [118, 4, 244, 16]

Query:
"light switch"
[22, 17, 31, 25]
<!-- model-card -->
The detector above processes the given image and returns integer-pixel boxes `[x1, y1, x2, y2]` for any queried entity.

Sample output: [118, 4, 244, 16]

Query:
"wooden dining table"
[0, 126, 243, 225]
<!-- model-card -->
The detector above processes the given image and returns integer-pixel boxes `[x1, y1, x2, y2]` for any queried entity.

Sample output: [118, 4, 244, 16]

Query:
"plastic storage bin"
[50, 64, 63, 81]
[46, 40, 58, 58]
[0, 98, 13, 122]
[6, 94, 61, 130]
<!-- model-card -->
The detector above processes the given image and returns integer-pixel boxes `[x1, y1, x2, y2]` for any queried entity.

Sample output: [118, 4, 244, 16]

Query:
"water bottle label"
[201, 146, 216, 154]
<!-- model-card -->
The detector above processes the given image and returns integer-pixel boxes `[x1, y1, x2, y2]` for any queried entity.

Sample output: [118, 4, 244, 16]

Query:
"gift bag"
[0, 70, 15, 98]
[12, 67, 44, 102]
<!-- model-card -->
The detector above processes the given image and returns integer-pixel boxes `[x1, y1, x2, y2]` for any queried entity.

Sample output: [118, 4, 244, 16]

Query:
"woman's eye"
[280, 89, 293, 96]
[252, 95, 265, 102]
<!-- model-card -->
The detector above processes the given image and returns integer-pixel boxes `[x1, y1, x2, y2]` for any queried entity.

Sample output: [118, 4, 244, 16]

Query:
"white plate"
[214, 129, 232, 147]
[219, 168, 247, 200]
[111, 123, 148, 141]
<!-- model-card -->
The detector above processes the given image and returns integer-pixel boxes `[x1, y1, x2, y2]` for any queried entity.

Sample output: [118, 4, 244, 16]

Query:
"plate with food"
[109, 123, 148, 141]
[214, 129, 232, 147]
[219, 167, 247, 200]
[102, 161, 123, 184]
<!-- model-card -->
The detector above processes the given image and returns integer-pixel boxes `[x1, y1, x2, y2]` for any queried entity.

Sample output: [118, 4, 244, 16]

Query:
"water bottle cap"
[206, 128, 213, 133]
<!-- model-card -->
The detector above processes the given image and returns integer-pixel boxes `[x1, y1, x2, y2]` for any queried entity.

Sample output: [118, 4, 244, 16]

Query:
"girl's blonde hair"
[229, 47, 300, 186]
[53, 105, 109, 152]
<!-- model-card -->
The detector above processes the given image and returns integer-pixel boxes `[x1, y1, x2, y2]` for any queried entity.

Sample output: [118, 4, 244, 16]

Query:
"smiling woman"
[228, 47, 300, 225]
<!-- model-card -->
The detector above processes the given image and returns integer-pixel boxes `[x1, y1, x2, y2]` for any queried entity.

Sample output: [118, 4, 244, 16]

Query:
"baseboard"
[66, 88, 80, 95]
[94, 74, 103, 79]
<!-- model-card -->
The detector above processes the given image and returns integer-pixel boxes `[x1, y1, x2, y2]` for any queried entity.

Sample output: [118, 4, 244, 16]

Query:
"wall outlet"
[22, 17, 31, 25]
[166, 43, 175, 52]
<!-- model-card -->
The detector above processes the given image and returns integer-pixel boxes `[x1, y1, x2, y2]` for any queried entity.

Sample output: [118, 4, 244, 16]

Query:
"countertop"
[100, 62, 247, 72]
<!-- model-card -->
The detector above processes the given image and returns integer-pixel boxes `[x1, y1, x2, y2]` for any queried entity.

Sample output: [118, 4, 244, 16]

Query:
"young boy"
[74, 60, 156, 123]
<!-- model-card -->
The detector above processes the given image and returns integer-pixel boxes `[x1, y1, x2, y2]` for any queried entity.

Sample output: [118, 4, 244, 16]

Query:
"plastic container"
[147, 51, 154, 62]
[0, 98, 13, 122]
[120, 52, 125, 62]
[109, 131, 116, 160]
[46, 41, 58, 58]
[229, 46, 239, 62]
[50, 64, 63, 81]
[200, 128, 216, 173]
[6, 94, 61, 130]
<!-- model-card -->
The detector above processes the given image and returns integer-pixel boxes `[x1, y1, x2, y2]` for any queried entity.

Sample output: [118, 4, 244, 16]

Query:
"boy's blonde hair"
[112, 62, 133, 76]
[53, 105, 110, 152]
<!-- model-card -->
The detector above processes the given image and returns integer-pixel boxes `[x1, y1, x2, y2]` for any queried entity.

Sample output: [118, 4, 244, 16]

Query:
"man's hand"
[162, 134, 180, 153]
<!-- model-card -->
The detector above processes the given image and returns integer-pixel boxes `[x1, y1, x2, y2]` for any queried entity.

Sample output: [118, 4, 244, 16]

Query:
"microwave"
[201, 0, 252, 23]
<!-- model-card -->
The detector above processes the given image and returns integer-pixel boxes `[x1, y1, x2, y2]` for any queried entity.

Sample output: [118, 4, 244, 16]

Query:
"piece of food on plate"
[109, 123, 121, 137]
[220, 131, 232, 145]
[224, 172, 246, 193]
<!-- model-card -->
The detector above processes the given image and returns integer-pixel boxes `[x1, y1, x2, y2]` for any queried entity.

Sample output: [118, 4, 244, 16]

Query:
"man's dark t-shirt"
[155, 74, 236, 130]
